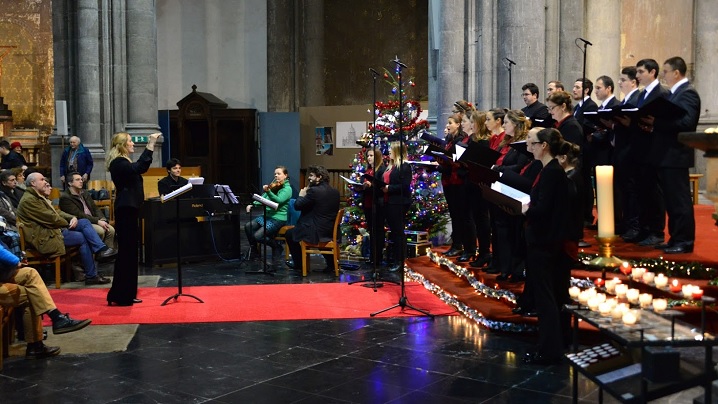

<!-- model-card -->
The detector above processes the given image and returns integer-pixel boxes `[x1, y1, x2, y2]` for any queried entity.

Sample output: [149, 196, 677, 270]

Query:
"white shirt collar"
[644, 79, 660, 95]
[670, 77, 689, 93]
[623, 88, 639, 103]
[600, 95, 615, 109]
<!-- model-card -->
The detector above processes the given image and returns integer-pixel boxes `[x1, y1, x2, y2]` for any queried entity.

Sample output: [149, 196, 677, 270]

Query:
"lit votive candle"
[569, 286, 581, 299]
[693, 288, 704, 300]
[653, 298, 668, 312]
[605, 278, 619, 293]
[605, 298, 617, 309]
[682, 284, 695, 299]
[631, 267, 646, 281]
[639, 293, 653, 308]
[588, 297, 601, 311]
[578, 291, 590, 305]
[615, 284, 629, 298]
[626, 288, 640, 304]
[670, 279, 682, 293]
[595, 293, 607, 303]
[599, 302, 613, 316]
[654, 274, 668, 289]
[622, 311, 637, 325]
[612, 303, 629, 321]
[642, 272, 655, 285]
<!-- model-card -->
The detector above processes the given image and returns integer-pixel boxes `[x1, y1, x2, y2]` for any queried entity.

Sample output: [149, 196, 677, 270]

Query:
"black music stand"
[161, 184, 204, 306]
[212, 184, 246, 265]
[245, 193, 276, 276]
[370, 56, 433, 319]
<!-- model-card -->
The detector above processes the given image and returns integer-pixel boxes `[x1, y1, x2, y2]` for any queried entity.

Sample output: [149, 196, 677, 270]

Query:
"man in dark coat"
[285, 165, 340, 273]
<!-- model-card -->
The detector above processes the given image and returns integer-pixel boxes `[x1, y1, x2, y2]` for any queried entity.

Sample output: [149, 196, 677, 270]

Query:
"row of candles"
[595, 262, 705, 299]
[569, 287, 664, 325]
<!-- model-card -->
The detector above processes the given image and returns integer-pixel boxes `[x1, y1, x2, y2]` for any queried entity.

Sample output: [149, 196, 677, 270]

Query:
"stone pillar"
[586, 0, 621, 90]
[125, 0, 159, 136]
[544, 0, 560, 91]
[694, 0, 718, 125]
[75, 0, 102, 150]
[557, 1, 585, 86]
[434, 0, 465, 132]
[267, 1, 296, 112]
[299, 0, 324, 107]
[475, 0, 497, 111]
[496, 0, 545, 109]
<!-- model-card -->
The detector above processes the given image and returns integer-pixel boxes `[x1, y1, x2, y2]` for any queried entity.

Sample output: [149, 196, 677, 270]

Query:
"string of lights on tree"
[341, 67, 449, 251]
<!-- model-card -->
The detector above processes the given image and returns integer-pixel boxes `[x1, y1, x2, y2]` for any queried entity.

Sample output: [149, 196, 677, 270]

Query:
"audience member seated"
[0, 140, 28, 170]
[157, 158, 189, 195]
[0, 170, 25, 208]
[17, 173, 116, 285]
[59, 172, 116, 249]
[0, 240, 92, 359]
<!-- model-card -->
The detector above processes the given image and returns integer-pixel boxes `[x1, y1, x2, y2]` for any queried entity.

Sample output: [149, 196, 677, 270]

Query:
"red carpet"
[46, 283, 457, 325]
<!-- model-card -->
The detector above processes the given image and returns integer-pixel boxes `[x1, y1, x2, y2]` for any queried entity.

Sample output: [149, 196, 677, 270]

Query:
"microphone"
[369, 68, 380, 76]
[505, 57, 516, 66]
[578, 37, 593, 46]
[392, 56, 408, 68]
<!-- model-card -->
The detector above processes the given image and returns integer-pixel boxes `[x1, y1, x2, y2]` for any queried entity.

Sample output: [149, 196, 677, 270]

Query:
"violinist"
[157, 158, 189, 195]
[245, 166, 292, 262]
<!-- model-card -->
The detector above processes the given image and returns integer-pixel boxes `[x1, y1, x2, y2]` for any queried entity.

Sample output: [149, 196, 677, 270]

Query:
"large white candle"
[595, 165, 615, 238]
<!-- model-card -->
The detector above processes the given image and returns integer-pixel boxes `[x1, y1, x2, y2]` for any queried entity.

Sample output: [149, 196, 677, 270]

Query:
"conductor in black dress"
[285, 165, 340, 273]
[106, 132, 161, 306]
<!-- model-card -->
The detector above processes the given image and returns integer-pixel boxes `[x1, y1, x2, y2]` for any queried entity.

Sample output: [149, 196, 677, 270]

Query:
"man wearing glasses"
[0, 170, 24, 208]
[521, 82, 553, 127]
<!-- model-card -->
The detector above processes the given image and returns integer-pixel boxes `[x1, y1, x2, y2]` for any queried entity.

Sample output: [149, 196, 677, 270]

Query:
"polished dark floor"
[1, 254, 708, 403]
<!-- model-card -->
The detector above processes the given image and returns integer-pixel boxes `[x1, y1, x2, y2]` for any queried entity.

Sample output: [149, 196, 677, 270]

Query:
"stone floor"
[1, 251, 714, 403]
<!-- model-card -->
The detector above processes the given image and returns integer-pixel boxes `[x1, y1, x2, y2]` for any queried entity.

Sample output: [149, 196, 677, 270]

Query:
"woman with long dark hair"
[105, 132, 160, 306]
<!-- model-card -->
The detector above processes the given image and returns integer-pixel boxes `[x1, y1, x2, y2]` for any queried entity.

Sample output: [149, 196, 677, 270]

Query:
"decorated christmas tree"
[341, 68, 449, 257]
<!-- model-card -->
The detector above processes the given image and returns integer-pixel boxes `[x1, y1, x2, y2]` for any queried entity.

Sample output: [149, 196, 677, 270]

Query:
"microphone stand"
[371, 56, 433, 319]
[504, 57, 516, 109]
[349, 67, 399, 291]
[577, 38, 591, 104]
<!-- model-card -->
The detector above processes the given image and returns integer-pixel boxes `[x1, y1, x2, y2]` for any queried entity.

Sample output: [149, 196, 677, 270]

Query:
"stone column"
[586, 0, 621, 89]
[544, 0, 560, 91]
[125, 0, 160, 136]
[299, 0, 324, 107]
[557, 1, 585, 86]
[267, 0, 296, 112]
[75, 0, 102, 149]
[475, 0, 497, 111]
[496, 0, 545, 109]
[434, 0, 465, 132]
[694, 0, 718, 126]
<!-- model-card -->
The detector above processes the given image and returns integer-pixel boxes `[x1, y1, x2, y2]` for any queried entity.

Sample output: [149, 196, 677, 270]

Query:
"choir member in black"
[641, 56, 700, 254]
[487, 110, 533, 282]
[522, 128, 572, 365]
[613, 67, 642, 242]
[465, 110, 493, 267]
[521, 83, 552, 127]
[546, 91, 584, 161]
[375, 141, 412, 272]
[355, 146, 384, 266]
[437, 114, 473, 260]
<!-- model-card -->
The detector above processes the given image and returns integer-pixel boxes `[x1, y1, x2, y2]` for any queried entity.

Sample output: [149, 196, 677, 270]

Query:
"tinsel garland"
[579, 252, 717, 281]
[427, 251, 518, 305]
[405, 265, 536, 333]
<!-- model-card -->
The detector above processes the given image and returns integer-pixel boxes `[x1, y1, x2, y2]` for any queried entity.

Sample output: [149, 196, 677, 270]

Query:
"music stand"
[245, 193, 277, 276]
[161, 183, 204, 306]
[211, 184, 246, 265]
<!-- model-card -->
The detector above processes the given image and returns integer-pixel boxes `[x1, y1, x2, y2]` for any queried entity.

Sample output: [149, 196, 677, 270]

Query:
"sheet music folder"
[361, 173, 387, 187]
[465, 162, 499, 185]
[480, 182, 530, 216]
[161, 183, 192, 203]
[457, 142, 501, 167]
[252, 193, 279, 210]
[614, 97, 686, 120]
[508, 141, 533, 158]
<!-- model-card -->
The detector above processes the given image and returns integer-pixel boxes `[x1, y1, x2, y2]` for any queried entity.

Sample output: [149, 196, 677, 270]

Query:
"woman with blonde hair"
[105, 132, 161, 306]
[466, 110, 493, 267]
[375, 141, 411, 272]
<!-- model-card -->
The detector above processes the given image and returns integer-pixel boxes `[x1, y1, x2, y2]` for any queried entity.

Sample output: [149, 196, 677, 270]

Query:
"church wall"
[156, 0, 268, 111]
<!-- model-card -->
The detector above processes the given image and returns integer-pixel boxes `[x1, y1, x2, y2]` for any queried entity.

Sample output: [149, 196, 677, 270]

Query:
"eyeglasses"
[529, 141, 544, 145]
[548, 105, 560, 111]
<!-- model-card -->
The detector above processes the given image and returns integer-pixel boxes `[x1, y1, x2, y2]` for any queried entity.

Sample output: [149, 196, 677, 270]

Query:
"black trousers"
[468, 184, 491, 255]
[658, 167, 695, 244]
[637, 165, 665, 238]
[491, 206, 525, 277]
[376, 202, 408, 265]
[363, 206, 384, 265]
[444, 184, 476, 253]
[107, 207, 139, 303]
[285, 228, 334, 271]
[614, 160, 640, 234]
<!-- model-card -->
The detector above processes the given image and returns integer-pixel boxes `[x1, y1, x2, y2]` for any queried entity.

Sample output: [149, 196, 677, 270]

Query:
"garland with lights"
[578, 252, 718, 281]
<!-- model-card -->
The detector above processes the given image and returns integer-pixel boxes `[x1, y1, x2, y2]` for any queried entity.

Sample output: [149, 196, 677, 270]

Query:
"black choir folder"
[480, 181, 530, 216]
[456, 142, 501, 167]
[465, 162, 500, 185]
[589, 97, 687, 124]
[361, 173, 387, 187]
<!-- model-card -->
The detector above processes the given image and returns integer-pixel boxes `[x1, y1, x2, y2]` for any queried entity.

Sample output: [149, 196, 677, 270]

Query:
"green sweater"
[253, 181, 292, 221]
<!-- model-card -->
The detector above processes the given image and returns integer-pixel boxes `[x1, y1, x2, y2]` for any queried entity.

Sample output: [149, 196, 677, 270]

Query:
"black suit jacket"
[586, 97, 621, 167]
[649, 82, 701, 168]
[635, 85, 670, 163]
[292, 181, 340, 244]
[613, 89, 642, 165]
[109, 149, 154, 210]
[375, 162, 412, 206]
[573, 98, 599, 136]
[522, 101, 553, 128]
[525, 159, 570, 246]
[557, 116, 585, 149]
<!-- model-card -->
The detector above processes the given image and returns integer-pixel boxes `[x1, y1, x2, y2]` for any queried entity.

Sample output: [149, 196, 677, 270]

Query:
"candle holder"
[589, 236, 625, 279]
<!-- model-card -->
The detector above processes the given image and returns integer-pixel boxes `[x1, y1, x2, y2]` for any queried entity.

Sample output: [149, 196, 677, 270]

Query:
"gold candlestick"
[589, 235, 625, 279]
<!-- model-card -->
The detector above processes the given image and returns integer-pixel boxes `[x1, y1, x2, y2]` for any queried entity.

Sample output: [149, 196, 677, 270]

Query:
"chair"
[274, 199, 300, 260]
[17, 222, 79, 289]
[87, 179, 115, 223]
[299, 208, 344, 277]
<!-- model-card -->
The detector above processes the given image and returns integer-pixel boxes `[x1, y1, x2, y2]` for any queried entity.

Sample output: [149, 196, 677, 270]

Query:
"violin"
[267, 179, 285, 193]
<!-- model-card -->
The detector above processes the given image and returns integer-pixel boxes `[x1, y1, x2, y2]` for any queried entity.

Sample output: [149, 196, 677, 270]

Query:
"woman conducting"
[106, 132, 161, 306]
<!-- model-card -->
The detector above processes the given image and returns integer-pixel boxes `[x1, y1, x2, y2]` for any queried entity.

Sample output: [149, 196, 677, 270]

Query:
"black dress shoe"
[523, 350, 561, 365]
[577, 240, 591, 248]
[85, 275, 111, 285]
[285, 259, 295, 269]
[496, 274, 509, 281]
[654, 242, 673, 250]
[52, 313, 92, 334]
[637, 235, 664, 247]
[26, 343, 61, 359]
[664, 243, 694, 254]
[444, 248, 463, 257]
[457, 253, 473, 263]
[133, 298, 143, 304]
[469, 253, 492, 268]
[96, 247, 118, 262]
[484, 267, 501, 274]
[509, 274, 526, 283]
[621, 229, 641, 242]
[108, 301, 134, 307]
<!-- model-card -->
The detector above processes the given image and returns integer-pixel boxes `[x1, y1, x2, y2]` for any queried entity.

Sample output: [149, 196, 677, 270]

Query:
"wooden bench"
[689, 173, 704, 205]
